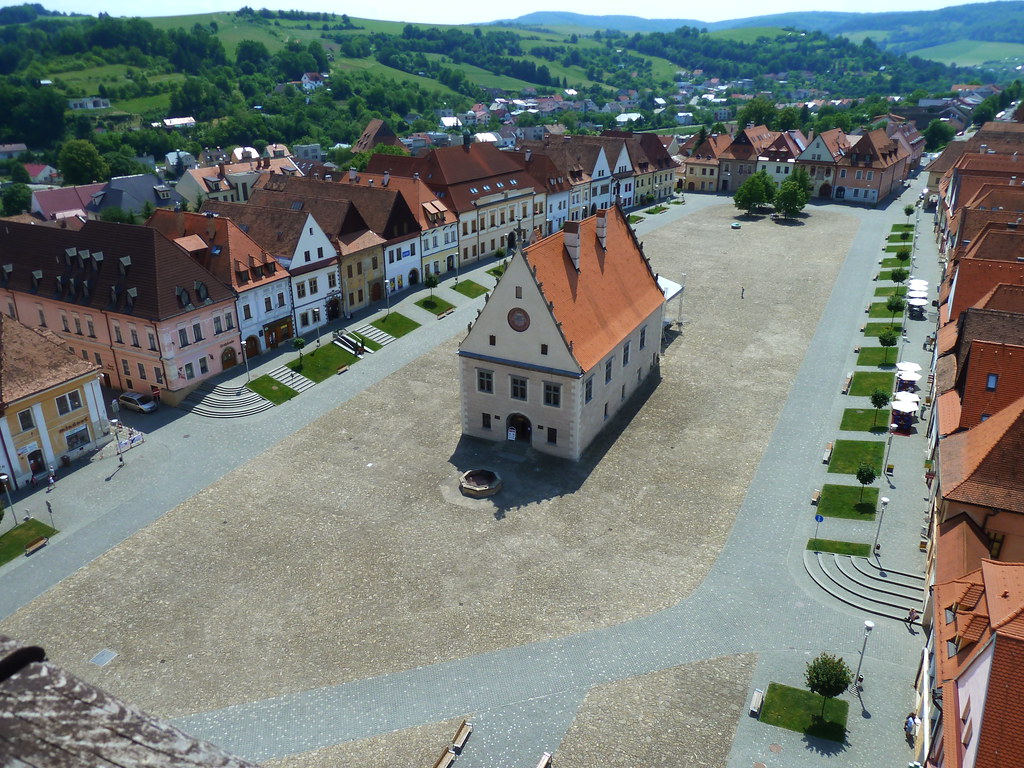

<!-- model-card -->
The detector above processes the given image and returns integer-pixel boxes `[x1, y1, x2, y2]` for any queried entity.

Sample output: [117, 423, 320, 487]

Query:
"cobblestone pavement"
[0, 189, 936, 768]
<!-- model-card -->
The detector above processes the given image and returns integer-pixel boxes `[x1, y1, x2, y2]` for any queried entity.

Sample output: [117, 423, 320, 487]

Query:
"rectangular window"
[192, 323, 203, 342]
[477, 369, 493, 393]
[87, 319, 95, 337]
[154, 367, 164, 384]
[177, 328, 189, 347]
[328, 272, 337, 289]
[347, 264, 354, 279]
[38, 307, 46, 327]
[867, 171, 874, 181]
[309, 277, 319, 294]
[605, 358, 613, 384]
[148, 332, 157, 351]
[840, 169, 847, 178]
[543, 382, 561, 408]
[639, 325, 647, 350]
[855, 170, 863, 180]
[622, 341, 630, 367]
[300, 312, 309, 327]
[55, 390, 83, 415]
[585, 377, 593, 403]
[357, 262, 363, 275]
[82, 350, 88, 361]
[199, 356, 209, 375]
[296, 282, 307, 299]
[61, 314, 69, 332]
[243, 304, 253, 320]
[73, 317, 82, 335]
[137, 362, 147, 380]
[225, 312, 234, 330]
[94, 352, 102, 365]
[65, 425, 90, 451]
[130, 329, 139, 347]
[317, 247, 323, 259]
[541, 344, 548, 355]
[489, 335, 496, 346]
[17, 409, 34, 431]
[265, 297, 273, 312]
[114, 325, 123, 343]
[184, 362, 195, 380]
[304, 250, 311, 263]
[122, 359, 130, 376]
[278, 292, 286, 307]
[547, 427, 557, 445]
[510, 376, 527, 401]
[214, 316, 223, 334]
[482, 413, 491, 430]
[986, 373, 998, 391]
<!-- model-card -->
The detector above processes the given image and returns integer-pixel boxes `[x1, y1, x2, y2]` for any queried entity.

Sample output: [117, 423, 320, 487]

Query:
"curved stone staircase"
[803, 549, 926, 621]
[182, 382, 274, 419]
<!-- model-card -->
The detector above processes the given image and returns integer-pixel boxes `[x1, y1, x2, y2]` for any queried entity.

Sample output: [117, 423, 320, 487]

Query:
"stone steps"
[266, 366, 316, 394]
[803, 550, 925, 622]
[182, 382, 275, 419]
[353, 324, 396, 347]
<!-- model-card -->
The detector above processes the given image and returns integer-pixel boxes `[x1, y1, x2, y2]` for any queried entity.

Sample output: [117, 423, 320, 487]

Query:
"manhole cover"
[90, 649, 117, 667]
[769, 744, 783, 753]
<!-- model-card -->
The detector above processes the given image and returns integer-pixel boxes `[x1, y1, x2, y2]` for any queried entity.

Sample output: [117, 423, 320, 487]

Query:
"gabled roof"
[935, 514, 990, 585]
[0, 315, 98, 405]
[352, 118, 404, 154]
[146, 209, 288, 293]
[689, 133, 733, 163]
[85, 173, 184, 216]
[721, 125, 775, 161]
[939, 393, 1024, 512]
[0, 219, 234, 321]
[955, 341, 1024, 429]
[948, 260, 1024, 323]
[31, 183, 105, 221]
[836, 128, 907, 169]
[521, 207, 663, 371]
[960, 222, 1024, 263]
[201, 201, 316, 262]
[504, 150, 573, 195]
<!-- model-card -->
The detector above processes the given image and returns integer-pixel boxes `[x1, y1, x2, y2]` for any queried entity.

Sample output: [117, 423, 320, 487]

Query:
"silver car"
[117, 391, 158, 413]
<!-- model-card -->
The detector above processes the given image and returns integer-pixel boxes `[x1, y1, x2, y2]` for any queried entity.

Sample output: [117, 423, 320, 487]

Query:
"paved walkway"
[0, 188, 938, 768]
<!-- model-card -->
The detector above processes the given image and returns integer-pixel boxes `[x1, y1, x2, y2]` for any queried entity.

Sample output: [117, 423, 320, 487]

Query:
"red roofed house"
[458, 207, 665, 460]
[833, 128, 909, 204]
[23, 163, 60, 185]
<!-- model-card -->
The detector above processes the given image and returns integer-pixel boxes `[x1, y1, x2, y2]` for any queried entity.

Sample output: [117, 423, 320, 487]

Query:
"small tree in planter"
[856, 462, 878, 501]
[805, 653, 853, 716]
[879, 328, 899, 364]
[424, 271, 439, 298]
[904, 203, 915, 225]
[870, 388, 891, 427]
[292, 336, 306, 365]
[895, 247, 911, 265]
[890, 267, 909, 286]
[886, 294, 906, 322]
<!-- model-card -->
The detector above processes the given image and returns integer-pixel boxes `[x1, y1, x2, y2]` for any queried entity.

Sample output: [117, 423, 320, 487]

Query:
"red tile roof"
[948, 260, 1024, 323]
[935, 514, 990, 585]
[0, 315, 99, 404]
[522, 207, 664, 372]
[31, 183, 104, 221]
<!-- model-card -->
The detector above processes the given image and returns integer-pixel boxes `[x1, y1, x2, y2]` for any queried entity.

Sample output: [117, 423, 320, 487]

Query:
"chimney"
[383, 170, 390, 187]
[349, 167, 357, 182]
[207, 214, 216, 241]
[175, 203, 184, 232]
[525, 148, 532, 162]
[414, 172, 420, 180]
[368, 178, 374, 186]
[463, 131, 471, 150]
[596, 209, 608, 249]
[563, 221, 581, 271]
[218, 163, 225, 178]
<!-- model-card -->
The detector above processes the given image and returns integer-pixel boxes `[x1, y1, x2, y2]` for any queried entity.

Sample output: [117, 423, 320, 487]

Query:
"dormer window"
[986, 373, 998, 391]
[119, 256, 131, 276]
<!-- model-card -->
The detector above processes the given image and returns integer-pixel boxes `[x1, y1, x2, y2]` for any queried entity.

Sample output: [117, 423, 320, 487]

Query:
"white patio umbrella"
[908, 298, 929, 307]
[893, 391, 921, 403]
[907, 290, 928, 299]
[891, 400, 918, 413]
[896, 361, 922, 372]
[907, 279, 929, 288]
[897, 371, 923, 383]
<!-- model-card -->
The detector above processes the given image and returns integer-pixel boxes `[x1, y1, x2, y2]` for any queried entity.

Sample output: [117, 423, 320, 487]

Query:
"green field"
[908, 39, 1024, 66]
[707, 26, 787, 43]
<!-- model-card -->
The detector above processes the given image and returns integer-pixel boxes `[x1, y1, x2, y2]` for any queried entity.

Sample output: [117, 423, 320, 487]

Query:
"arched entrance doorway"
[835, 186, 846, 199]
[327, 297, 341, 320]
[245, 335, 260, 358]
[371, 281, 383, 302]
[221, 346, 238, 369]
[819, 183, 832, 198]
[687, 182, 695, 191]
[506, 413, 532, 442]
[447, 254, 455, 272]
[27, 449, 45, 476]
[408, 268, 420, 285]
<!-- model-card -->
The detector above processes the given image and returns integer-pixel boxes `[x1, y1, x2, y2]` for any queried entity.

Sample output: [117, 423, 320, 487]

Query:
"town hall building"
[458, 206, 665, 460]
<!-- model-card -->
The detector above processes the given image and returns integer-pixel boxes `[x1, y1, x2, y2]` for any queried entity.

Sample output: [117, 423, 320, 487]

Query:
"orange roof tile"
[938, 321, 960, 356]
[974, 634, 1024, 768]
[936, 351, 958, 394]
[949, 260, 1024, 322]
[977, 283, 1024, 313]
[982, 560, 1024, 636]
[938, 389, 964, 436]
[0, 315, 99, 404]
[522, 207, 663, 372]
[935, 514, 991, 585]
[957, 341, 1024, 429]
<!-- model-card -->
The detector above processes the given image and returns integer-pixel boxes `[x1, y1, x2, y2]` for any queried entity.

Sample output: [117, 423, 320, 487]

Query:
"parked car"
[117, 391, 158, 413]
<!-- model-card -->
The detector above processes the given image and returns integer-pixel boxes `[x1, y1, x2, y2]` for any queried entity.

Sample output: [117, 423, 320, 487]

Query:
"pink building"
[0, 220, 240, 405]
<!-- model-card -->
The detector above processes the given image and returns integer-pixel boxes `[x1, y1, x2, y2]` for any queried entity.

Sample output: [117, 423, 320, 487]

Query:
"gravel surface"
[0, 204, 859, 721]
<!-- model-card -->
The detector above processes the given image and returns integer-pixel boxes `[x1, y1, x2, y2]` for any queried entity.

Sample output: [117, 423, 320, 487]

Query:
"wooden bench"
[853, 345, 861, 354]
[811, 489, 821, 505]
[336, 365, 349, 375]
[749, 687, 765, 718]
[438, 307, 455, 319]
[432, 747, 456, 768]
[535, 752, 552, 768]
[25, 536, 48, 556]
[452, 720, 473, 753]
[822, 442, 833, 464]
[842, 376, 852, 395]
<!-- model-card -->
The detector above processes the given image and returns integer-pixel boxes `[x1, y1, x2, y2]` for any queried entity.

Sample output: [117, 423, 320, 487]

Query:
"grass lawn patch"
[850, 370, 896, 396]
[868, 303, 903, 319]
[286, 345, 358, 383]
[628, 214, 645, 225]
[874, 285, 908, 297]
[760, 682, 849, 743]
[644, 205, 668, 214]
[863, 322, 902, 337]
[856, 346, 897, 367]
[891, 223, 915, 232]
[670, 199, 685, 205]
[452, 279, 489, 299]
[350, 331, 382, 351]
[0, 518, 58, 567]
[807, 539, 872, 557]
[371, 312, 419, 338]
[818, 484, 878, 520]
[887, 233, 914, 243]
[881, 257, 910, 268]
[486, 264, 505, 278]
[840, 407, 892, 433]
[829, 439, 885, 475]
[246, 375, 298, 404]
[884, 244, 911, 253]
[415, 295, 456, 316]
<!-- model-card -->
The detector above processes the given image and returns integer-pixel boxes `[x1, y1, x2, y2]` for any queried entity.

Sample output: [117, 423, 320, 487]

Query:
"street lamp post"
[241, 343, 251, 382]
[383, 279, 391, 318]
[873, 496, 889, 563]
[854, 620, 875, 691]
[0, 473, 18, 525]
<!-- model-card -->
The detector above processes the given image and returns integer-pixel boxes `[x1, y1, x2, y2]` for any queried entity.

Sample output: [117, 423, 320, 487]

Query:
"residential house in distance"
[85, 173, 185, 218]
[505, 148, 573, 235]
[833, 129, 909, 204]
[175, 156, 302, 207]
[68, 96, 111, 110]
[368, 138, 544, 268]
[147, 209, 294, 360]
[755, 130, 809, 189]
[352, 119, 405, 154]
[31, 183, 104, 222]
[458, 207, 665, 460]
[198, 147, 231, 167]
[602, 130, 679, 204]
[24, 163, 60, 185]
[718, 124, 775, 193]
[164, 150, 197, 174]
[293, 143, 324, 163]
[0, 315, 104, 486]
[0, 220, 241, 405]
[301, 72, 325, 90]
[796, 128, 851, 198]
[264, 143, 289, 159]
[0, 142, 27, 159]
[684, 132, 732, 193]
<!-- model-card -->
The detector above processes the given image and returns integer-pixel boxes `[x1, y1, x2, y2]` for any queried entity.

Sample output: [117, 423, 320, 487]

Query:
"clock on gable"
[507, 307, 530, 332]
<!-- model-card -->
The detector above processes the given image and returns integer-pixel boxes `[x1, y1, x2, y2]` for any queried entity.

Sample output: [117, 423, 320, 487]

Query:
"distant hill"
[500, 3, 1024, 66]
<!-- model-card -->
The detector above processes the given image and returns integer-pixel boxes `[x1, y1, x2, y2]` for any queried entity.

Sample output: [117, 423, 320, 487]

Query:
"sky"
[41, 0, 970, 26]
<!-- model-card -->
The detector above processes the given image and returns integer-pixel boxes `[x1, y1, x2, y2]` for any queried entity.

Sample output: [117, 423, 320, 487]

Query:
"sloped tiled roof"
[937, 389, 963, 436]
[935, 514, 990, 585]
[974, 634, 1024, 767]
[960, 223, 1024, 263]
[977, 283, 1024, 313]
[837, 128, 907, 170]
[956, 341, 1024, 429]
[0, 219, 234, 322]
[0, 315, 98, 405]
[352, 118, 404, 154]
[31, 183, 104, 221]
[939, 393, 1024, 512]
[201, 200, 313, 262]
[949, 260, 1024, 323]
[521, 206, 663, 372]
[85, 173, 184, 216]
[721, 124, 775, 161]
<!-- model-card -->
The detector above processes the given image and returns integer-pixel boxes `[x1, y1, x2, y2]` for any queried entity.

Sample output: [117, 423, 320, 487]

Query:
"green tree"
[896, 248, 911, 265]
[733, 170, 774, 215]
[878, 327, 899, 364]
[99, 207, 137, 224]
[886, 294, 906, 321]
[791, 165, 813, 197]
[805, 653, 853, 716]
[903, 204, 915, 225]
[856, 462, 878, 500]
[890, 267, 909, 286]
[1, 182, 31, 216]
[736, 96, 777, 130]
[775, 177, 808, 218]
[292, 336, 306, 364]
[869, 388, 891, 426]
[9, 162, 29, 184]
[923, 119, 955, 151]
[59, 140, 110, 185]
[423, 271, 439, 297]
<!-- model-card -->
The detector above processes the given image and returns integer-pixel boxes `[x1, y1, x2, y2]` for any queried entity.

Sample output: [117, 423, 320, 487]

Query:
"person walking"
[905, 607, 920, 626]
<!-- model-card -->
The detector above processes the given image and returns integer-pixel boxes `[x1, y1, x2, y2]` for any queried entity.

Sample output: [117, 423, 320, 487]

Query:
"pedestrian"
[905, 607, 919, 625]
[905, 713, 917, 742]
[47, 475, 55, 492]
[741, 287, 745, 299]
